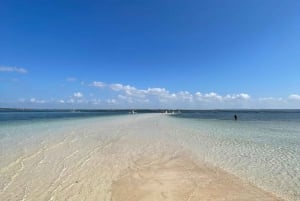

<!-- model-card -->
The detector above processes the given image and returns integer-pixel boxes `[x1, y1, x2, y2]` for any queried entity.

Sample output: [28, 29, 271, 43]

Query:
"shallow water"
[0, 114, 182, 200]
[0, 111, 299, 200]
[170, 111, 300, 201]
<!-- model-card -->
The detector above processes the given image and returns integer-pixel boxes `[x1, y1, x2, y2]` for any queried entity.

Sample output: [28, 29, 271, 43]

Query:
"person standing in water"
[234, 114, 238, 121]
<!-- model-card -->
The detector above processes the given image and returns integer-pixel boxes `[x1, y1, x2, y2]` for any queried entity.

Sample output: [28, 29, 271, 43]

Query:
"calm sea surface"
[171, 110, 300, 201]
[0, 110, 131, 123]
[0, 109, 300, 200]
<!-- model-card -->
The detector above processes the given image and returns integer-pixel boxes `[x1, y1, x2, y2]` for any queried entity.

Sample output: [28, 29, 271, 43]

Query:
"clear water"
[0, 111, 127, 170]
[171, 110, 300, 201]
[0, 109, 131, 123]
[1, 110, 300, 200]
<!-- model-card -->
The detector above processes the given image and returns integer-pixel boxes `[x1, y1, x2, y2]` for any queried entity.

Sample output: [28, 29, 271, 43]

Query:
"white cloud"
[195, 92, 222, 101]
[239, 93, 250, 99]
[177, 91, 193, 102]
[30, 98, 45, 103]
[90, 81, 106, 88]
[204, 92, 222, 100]
[90, 98, 102, 105]
[67, 98, 75, 103]
[118, 94, 133, 103]
[0, 66, 28, 74]
[224, 93, 250, 100]
[288, 94, 300, 101]
[109, 83, 138, 94]
[146, 88, 167, 95]
[106, 99, 117, 104]
[259, 97, 283, 102]
[110, 83, 124, 91]
[18, 98, 26, 102]
[92, 83, 173, 105]
[109, 83, 147, 98]
[118, 94, 128, 100]
[88, 81, 256, 108]
[66, 77, 77, 82]
[194, 92, 250, 102]
[73, 92, 83, 98]
[13, 81, 300, 108]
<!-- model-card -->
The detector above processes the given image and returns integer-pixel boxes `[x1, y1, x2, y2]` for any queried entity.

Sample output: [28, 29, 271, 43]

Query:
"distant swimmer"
[234, 114, 238, 121]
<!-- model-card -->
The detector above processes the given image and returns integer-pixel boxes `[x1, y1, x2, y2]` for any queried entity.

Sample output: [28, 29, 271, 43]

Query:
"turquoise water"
[171, 110, 300, 201]
[0, 110, 131, 123]
[0, 111, 135, 180]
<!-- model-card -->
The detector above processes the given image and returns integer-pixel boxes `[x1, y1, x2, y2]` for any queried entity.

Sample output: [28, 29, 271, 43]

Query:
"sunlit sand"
[112, 152, 280, 201]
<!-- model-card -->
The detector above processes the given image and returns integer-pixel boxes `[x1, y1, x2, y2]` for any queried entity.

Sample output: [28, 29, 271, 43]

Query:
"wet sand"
[112, 152, 280, 201]
[0, 114, 282, 201]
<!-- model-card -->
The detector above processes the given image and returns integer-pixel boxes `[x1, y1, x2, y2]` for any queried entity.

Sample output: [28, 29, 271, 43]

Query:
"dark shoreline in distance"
[0, 108, 175, 113]
[1, 108, 300, 113]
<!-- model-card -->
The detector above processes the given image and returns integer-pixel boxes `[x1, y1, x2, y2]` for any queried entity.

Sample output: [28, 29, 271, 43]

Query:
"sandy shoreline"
[0, 114, 282, 200]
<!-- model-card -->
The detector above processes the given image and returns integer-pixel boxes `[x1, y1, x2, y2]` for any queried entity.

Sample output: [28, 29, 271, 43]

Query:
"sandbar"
[0, 114, 283, 200]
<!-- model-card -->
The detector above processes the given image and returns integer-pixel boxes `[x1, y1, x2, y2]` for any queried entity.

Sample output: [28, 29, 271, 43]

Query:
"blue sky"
[1, 0, 300, 109]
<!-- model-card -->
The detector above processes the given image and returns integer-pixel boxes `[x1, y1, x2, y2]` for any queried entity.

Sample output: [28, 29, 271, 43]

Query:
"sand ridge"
[112, 151, 281, 201]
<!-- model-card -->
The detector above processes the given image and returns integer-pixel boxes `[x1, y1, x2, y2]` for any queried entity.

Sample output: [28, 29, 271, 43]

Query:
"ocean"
[0, 109, 133, 123]
[0, 109, 300, 200]
[170, 110, 300, 201]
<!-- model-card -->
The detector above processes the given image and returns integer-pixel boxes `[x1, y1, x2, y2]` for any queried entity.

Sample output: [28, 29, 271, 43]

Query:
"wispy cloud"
[109, 83, 130, 91]
[288, 94, 300, 101]
[30, 98, 45, 103]
[89, 81, 106, 88]
[0, 66, 28, 74]
[195, 92, 250, 102]
[106, 99, 117, 104]
[66, 77, 77, 82]
[89, 81, 253, 108]
[14, 82, 300, 109]
[73, 92, 83, 98]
